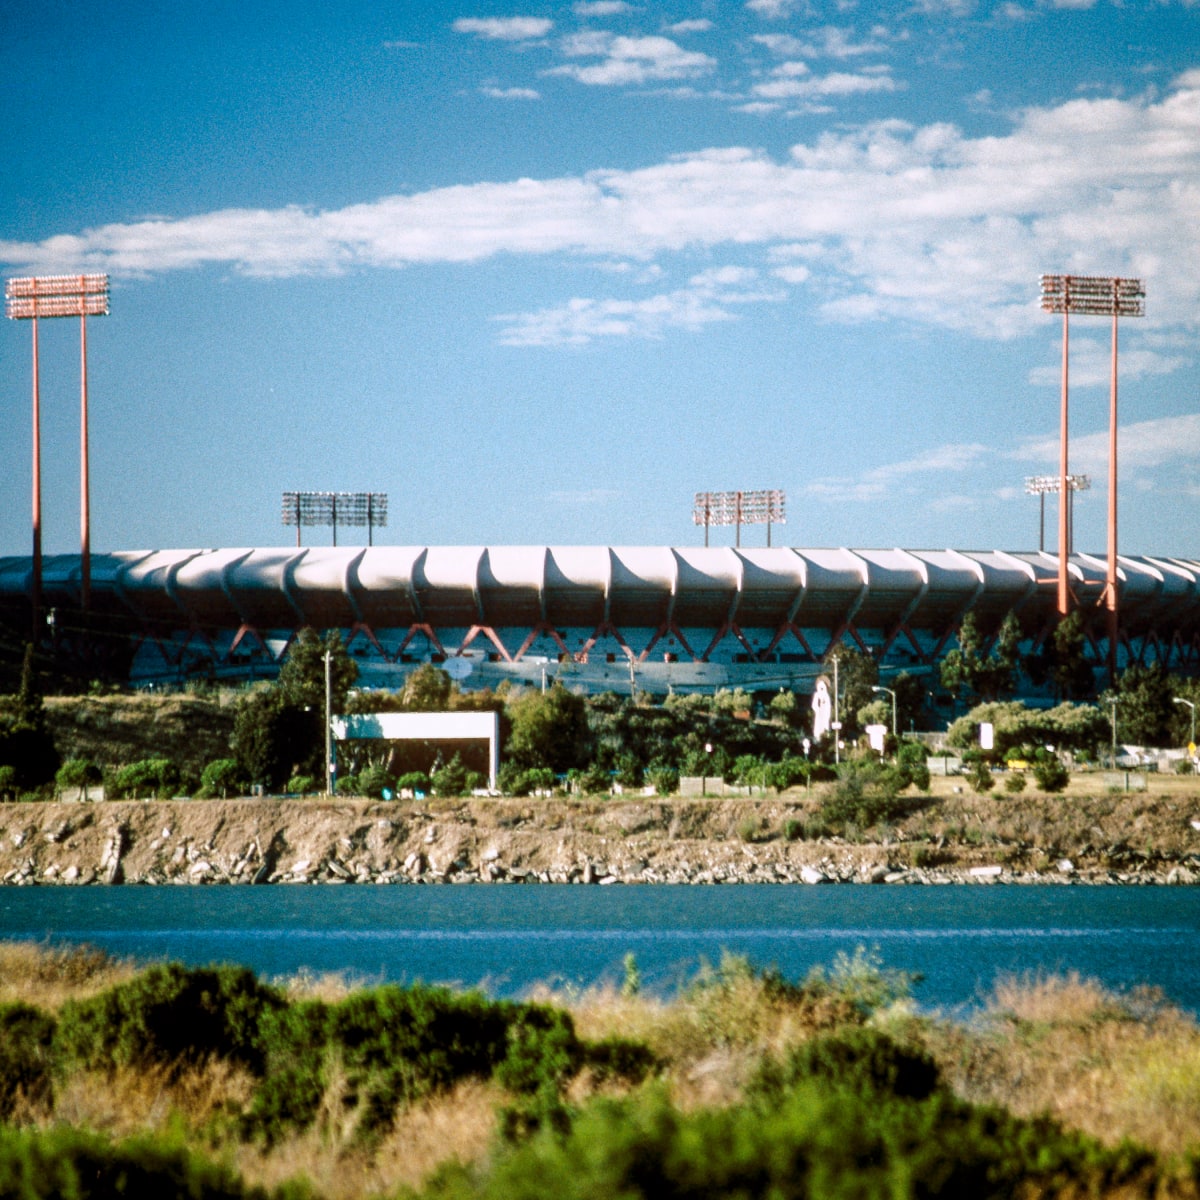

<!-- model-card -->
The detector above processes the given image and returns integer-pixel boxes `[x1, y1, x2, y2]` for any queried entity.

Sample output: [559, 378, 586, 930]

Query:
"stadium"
[2, 544, 1199, 697]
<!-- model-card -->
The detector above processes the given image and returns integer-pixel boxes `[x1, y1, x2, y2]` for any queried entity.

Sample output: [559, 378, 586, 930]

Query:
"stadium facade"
[2, 545, 1200, 695]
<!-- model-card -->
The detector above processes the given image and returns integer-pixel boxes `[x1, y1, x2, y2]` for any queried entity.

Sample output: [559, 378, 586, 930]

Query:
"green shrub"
[199, 758, 244, 799]
[431, 753, 471, 796]
[819, 760, 913, 830]
[248, 984, 604, 1143]
[0, 1003, 56, 1118]
[896, 741, 930, 791]
[335, 772, 360, 796]
[396, 770, 432, 795]
[1032, 751, 1070, 793]
[967, 758, 995, 794]
[750, 1027, 941, 1102]
[54, 963, 287, 1078]
[0, 1125, 305, 1200]
[54, 758, 102, 799]
[284, 773, 318, 795]
[498, 765, 553, 797]
[572, 764, 611, 796]
[647, 766, 678, 796]
[767, 756, 809, 792]
[423, 1075, 1159, 1200]
[1003, 771, 1027, 793]
[356, 764, 394, 799]
[108, 757, 180, 800]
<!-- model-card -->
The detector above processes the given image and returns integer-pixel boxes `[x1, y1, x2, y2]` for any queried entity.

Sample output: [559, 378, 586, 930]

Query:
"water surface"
[2, 885, 1199, 1012]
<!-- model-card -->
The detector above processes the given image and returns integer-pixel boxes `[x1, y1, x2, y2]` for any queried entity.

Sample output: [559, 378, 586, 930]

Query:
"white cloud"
[574, 1, 631, 14]
[550, 33, 716, 85]
[481, 85, 542, 100]
[753, 27, 888, 59]
[753, 68, 896, 100]
[804, 443, 991, 503]
[667, 19, 713, 33]
[746, 0, 802, 17]
[1016, 414, 1200, 477]
[5, 78, 1200, 343]
[494, 266, 784, 345]
[452, 17, 553, 40]
[1028, 335, 1190, 389]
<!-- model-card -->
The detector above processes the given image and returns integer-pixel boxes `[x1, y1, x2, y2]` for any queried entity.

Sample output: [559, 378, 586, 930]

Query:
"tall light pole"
[831, 654, 841, 765]
[6, 274, 110, 623]
[871, 685, 897, 745]
[324, 649, 334, 797]
[1024, 474, 1090, 554]
[1108, 695, 1119, 769]
[692, 489, 786, 548]
[1039, 275, 1144, 675]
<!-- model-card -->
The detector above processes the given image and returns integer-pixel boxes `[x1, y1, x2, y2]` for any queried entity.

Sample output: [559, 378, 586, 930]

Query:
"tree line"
[1, 619, 1198, 801]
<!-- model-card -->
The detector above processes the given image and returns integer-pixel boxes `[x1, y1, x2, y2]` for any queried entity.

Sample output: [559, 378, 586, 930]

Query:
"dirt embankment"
[3, 788, 1200, 887]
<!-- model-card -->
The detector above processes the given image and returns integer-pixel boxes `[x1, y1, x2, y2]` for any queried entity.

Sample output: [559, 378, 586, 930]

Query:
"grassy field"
[2, 942, 1199, 1198]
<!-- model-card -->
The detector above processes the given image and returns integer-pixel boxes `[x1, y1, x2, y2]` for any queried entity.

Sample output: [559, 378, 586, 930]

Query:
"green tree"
[1025, 611, 1094, 701]
[55, 758, 102, 801]
[824, 646, 878, 739]
[232, 689, 321, 791]
[768, 689, 799, 727]
[506, 684, 592, 773]
[276, 629, 358, 711]
[940, 611, 1022, 703]
[199, 758, 244, 799]
[1111, 664, 1176, 746]
[0, 645, 60, 790]
[401, 663, 455, 711]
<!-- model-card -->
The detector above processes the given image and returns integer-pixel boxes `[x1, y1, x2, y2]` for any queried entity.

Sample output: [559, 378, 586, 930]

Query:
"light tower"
[6, 274, 110, 628]
[1039, 273, 1144, 681]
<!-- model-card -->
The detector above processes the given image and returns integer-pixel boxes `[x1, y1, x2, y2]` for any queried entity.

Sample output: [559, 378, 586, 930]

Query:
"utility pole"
[324, 649, 333, 797]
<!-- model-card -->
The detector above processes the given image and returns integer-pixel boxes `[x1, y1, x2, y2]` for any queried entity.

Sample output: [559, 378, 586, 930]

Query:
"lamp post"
[831, 654, 841, 765]
[324, 649, 333, 798]
[1173, 697, 1196, 753]
[6, 274, 110, 627]
[871, 685, 897, 747]
[1039, 275, 1144, 678]
[1108, 696, 1119, 769]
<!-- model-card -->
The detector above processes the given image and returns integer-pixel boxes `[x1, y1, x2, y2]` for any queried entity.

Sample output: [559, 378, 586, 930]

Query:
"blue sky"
[1, 0, 1198, 559]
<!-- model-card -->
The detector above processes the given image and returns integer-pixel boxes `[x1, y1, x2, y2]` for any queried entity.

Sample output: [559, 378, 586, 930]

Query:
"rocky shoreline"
[1, 797, 1198, 888]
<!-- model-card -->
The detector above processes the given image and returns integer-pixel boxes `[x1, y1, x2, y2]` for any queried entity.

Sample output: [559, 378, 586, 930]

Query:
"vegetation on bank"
[3, 627, 1198, 808]
[1, 943, 1200, 1198]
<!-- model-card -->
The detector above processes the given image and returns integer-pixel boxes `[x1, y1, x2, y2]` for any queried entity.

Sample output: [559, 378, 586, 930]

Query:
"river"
[2, 884, 1199, 1013]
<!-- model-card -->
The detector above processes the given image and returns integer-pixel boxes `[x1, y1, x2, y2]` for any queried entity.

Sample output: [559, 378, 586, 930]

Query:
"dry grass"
[42, 1059, 256, 1141]
[0, 940, 136, 1009]
[235, 1080, 502, 1200]
[929, 971, 1200, 1158]
[43, 693, 235, 774]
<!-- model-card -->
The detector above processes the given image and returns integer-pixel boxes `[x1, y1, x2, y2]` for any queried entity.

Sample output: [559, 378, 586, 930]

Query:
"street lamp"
[871, 685, 897, 746]
[1039, 274, 1144, 677]
[1173, 697, 1196, 753]
[6, 274, 110, 627]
